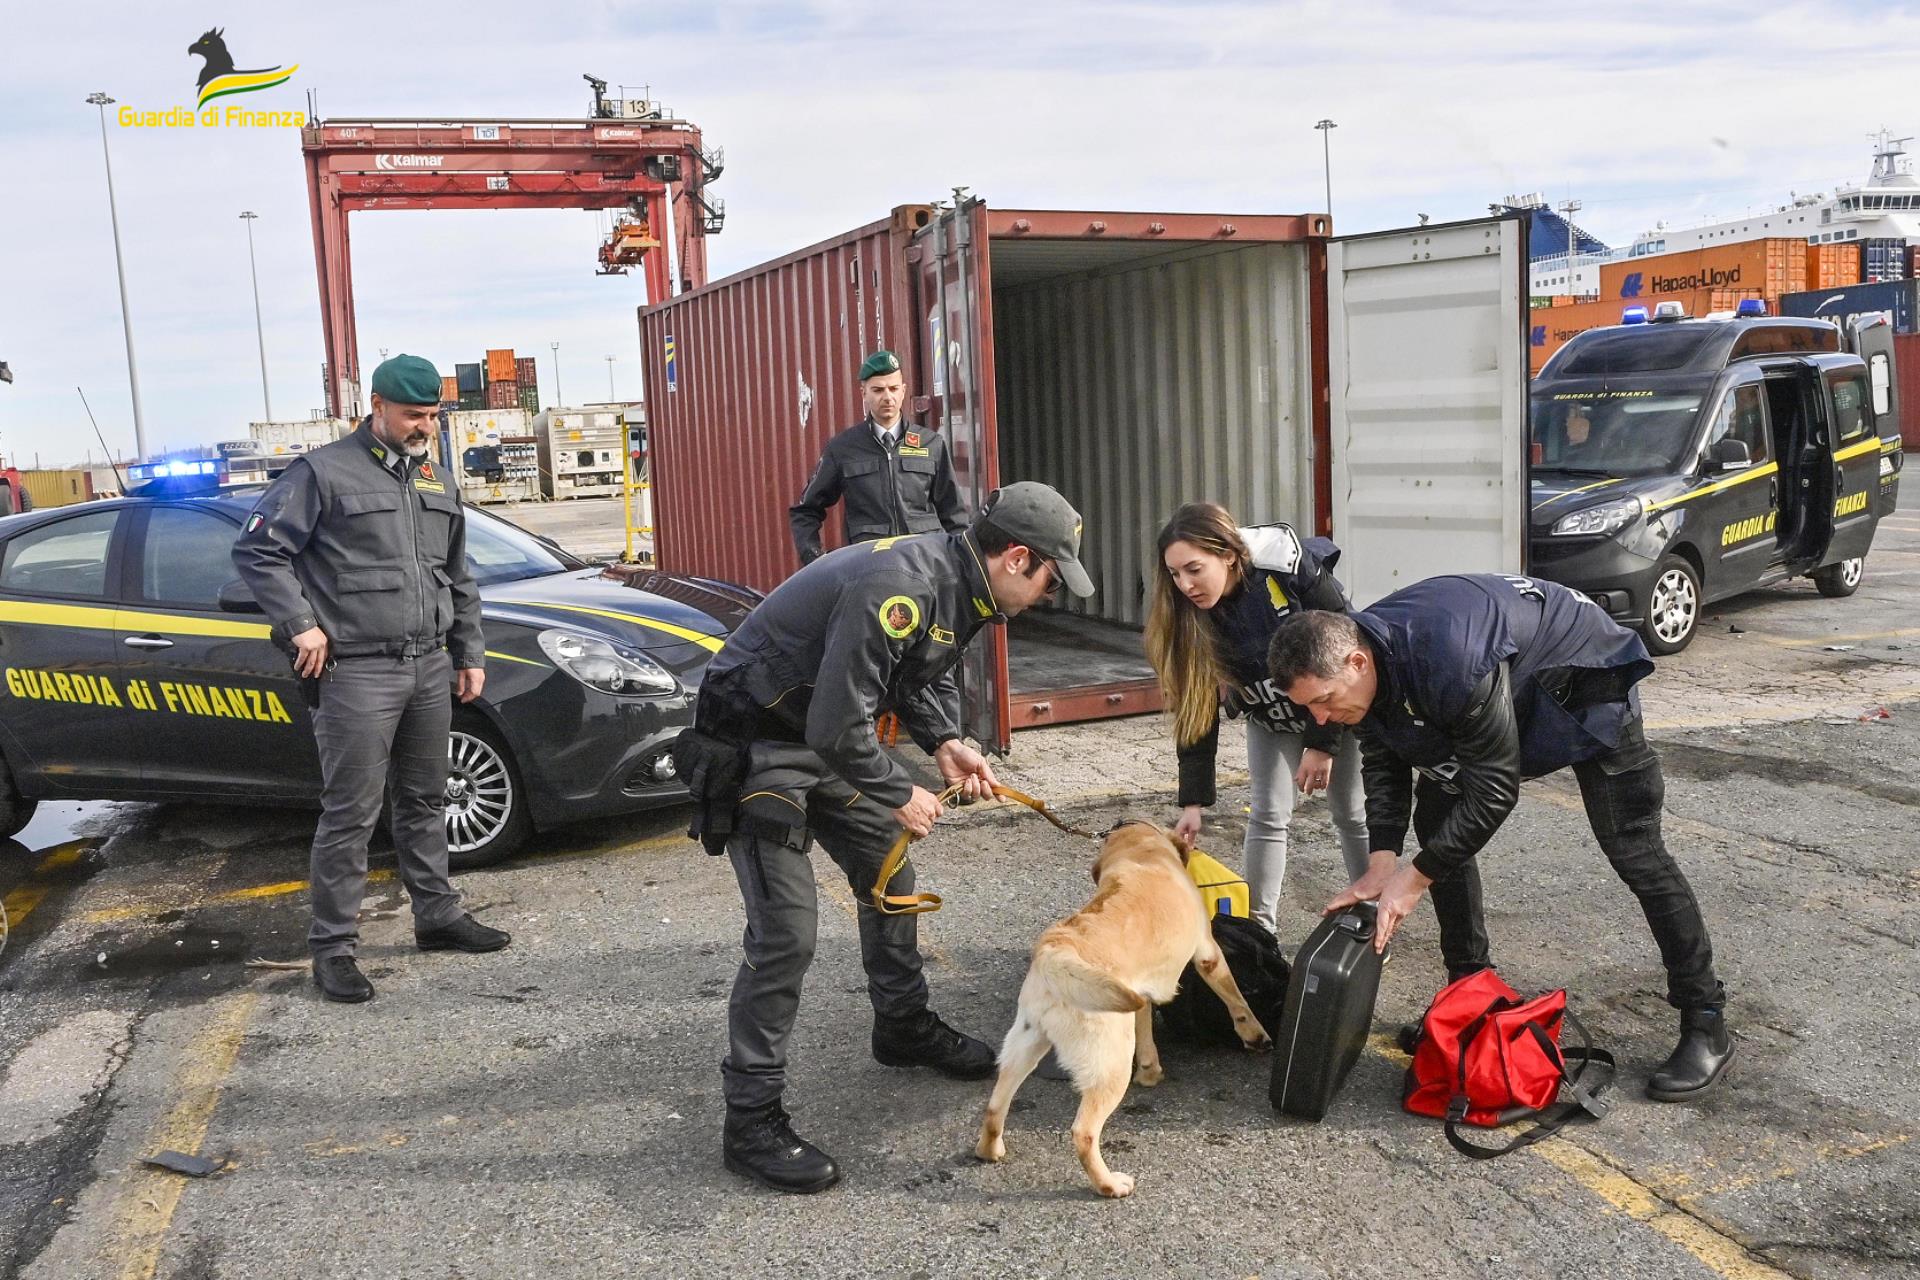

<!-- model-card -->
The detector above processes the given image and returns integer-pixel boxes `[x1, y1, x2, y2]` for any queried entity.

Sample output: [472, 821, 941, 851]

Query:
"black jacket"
[231, 421, 484, 667]
[1176, 526, 1347, 808]
[700, 530, 1001, 808]
[788, 418, 968, 565]
[1352, 573, 1654, 879]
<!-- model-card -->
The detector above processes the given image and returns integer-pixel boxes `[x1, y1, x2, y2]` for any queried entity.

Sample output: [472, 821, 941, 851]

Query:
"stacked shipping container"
[1529, 288, 1765, 372]
[1598, 239, 1807, 304]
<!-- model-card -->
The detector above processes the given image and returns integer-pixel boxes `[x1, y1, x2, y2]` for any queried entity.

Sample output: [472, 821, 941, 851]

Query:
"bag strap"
[1444, 1008, 1617, 1161]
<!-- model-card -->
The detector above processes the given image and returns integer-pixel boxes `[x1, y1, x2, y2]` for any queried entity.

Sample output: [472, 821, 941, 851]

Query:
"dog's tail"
[1038, 943, 1147, 1014]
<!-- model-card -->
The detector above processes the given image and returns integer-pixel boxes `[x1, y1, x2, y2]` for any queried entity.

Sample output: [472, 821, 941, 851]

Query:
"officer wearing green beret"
[234, 354, 510, 1004]
[788, 350, 969, 566]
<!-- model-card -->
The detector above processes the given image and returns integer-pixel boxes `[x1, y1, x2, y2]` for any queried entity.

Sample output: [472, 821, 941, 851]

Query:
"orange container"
[439, 376, 459, 403]
[485, 348, 517, 382]
[1807, 243, 1857, 292]
[1599, 239, 1808, 304]
[1529, 288, 1737, 372]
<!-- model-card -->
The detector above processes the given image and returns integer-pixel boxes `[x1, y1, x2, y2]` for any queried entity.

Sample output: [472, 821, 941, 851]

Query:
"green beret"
[370, 353, 443, 406]
[858, 349, 902, 381]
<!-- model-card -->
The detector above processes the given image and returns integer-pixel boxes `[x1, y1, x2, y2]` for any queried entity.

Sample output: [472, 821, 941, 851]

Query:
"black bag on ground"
[1269, 903, 1384, 1121]
[1156, 914, 1290, 1047]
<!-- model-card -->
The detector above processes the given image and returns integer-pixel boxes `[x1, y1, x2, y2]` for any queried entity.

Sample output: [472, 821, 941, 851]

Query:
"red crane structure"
[300, 85, 721, 418]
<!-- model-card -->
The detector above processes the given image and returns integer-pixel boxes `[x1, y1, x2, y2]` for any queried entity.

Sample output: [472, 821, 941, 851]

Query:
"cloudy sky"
[1, 1, 1915, 465]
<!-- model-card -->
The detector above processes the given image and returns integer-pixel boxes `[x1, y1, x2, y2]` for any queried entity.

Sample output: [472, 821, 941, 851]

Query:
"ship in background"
[1518, 130, 1920, 298]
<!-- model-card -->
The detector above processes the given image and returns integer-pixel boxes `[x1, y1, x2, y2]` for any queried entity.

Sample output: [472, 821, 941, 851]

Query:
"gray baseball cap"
[979, 482, 1093, 597]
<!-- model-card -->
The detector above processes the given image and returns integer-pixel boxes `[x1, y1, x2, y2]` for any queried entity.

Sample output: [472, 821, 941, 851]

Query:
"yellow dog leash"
[870, 783, 1095, 916]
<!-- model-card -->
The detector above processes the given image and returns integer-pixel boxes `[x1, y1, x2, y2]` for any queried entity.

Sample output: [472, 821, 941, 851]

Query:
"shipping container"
[1599, 239, 1806, 304]
[534, 407, 627, 499]
[440, 376, 459, 403]
[485, 380, 518, 410]
[1777, 279, 1919, 335]
[1910, 244, 1920, 283]
[455, 362, 484, 393]
[515, 356, 539, 389]
[485, 348, 517, 383]
[19, 469, 93, 509]
[1527, 289, 1763, 373]
[247, 418, 352, 455]
[1862, 237, 1908, 283]
[1895, 332, 1920, 450]
[1807, 242, 1857, 292]
[517, 384, 540, 414]
[636, 202, 1531, 747]
[458, 392, 484, 411]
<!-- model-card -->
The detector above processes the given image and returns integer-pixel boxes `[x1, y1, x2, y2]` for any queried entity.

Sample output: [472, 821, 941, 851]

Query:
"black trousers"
[1419, 715, 1725, 1011]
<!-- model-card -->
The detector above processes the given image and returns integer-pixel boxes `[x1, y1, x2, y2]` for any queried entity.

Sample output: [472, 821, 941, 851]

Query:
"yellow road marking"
[111, 993, 259, 1280]
[75, 833, 692, 926]
[1531, 1142, 1795, 1280]
[1, 841, 93, 932]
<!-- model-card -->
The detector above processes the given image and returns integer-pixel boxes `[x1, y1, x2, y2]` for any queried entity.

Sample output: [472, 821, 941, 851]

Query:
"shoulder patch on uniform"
[246, 513, 264, 533]
[1266, 577, 1289, 610]
[904, 432, 921, 448]
[879, 595, 921, 639]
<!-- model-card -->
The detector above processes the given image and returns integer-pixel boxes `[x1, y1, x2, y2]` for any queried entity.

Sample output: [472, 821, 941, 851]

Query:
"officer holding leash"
[1267, 574, 1733, 1101]
[788, 349, 968, 566]
[679, 482, 1094, 1194]
[234, 354, 510, 1005]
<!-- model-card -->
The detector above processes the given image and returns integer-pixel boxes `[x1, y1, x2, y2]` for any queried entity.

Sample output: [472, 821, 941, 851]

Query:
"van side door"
[1822, 364, 1882, 565]
[1698, 377, 1779, 595]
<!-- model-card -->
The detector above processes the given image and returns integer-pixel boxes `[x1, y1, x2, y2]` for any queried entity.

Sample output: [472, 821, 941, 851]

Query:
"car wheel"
[443, 719, 532, 870]
[0, 752, 37, 841]
[1642, 554, 1701, 655]
[1813, 556, 1863, 599]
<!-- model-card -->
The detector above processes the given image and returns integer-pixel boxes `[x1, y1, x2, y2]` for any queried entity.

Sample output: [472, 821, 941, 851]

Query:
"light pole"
[551, 341, 563, 406]
[605, 355, 617, 402]
[1558, 199, 1583, 294]
[1313, 119, 1337, 223]
[87, 92, 148, 461]
[239, 212, 272, 420]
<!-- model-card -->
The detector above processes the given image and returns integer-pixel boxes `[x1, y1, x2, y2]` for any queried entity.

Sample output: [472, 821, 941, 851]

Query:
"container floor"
[1007, 609, 1155, 695]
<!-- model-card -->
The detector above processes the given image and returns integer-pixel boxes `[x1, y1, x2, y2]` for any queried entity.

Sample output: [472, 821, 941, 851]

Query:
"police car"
[0, 482, 758, 866]
[1529, 304, 1904, 654]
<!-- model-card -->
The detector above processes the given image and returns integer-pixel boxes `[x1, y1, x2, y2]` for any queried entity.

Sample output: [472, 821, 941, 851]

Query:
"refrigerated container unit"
[455, 362, 485, 393]
[445, 408, 532, 502]
[534, 408, 628, 498]
[247, 417, 352, 456]
[635, 201, 1531, 747]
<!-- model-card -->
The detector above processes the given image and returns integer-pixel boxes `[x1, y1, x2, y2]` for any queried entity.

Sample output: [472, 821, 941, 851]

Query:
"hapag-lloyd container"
[1529, 288, 1765, 371]
[1600, 239, 1808, 304]
[636, 202, 1532, 747]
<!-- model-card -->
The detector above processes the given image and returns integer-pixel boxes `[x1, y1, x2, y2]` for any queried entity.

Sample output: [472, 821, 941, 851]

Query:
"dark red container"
[485, 380, 517, 409]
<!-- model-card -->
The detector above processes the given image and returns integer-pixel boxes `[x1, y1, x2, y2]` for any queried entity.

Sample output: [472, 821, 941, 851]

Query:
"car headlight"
[1882, 455, 1896, 479]
[1551, 495, 1644, 538]
[537, 629, 678, 697]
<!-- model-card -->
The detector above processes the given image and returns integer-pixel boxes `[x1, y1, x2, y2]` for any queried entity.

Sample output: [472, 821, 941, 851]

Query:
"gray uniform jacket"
[231, 421, 485, 668]
[788, 419, 968, 565]
[702, 530, 1001, 808]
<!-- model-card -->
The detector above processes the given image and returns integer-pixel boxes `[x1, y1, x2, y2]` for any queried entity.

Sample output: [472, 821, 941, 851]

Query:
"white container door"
[1326, 217, 1530, 606]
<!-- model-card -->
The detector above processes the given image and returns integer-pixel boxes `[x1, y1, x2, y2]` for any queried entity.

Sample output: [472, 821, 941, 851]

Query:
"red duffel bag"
[1404, 969, 1615, 1159]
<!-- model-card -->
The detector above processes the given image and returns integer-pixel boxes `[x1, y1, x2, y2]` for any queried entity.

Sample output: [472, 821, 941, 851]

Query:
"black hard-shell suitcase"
[1269, 903, 1384, 1120]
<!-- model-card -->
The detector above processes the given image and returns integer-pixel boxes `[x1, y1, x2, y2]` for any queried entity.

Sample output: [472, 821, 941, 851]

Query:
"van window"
[1729, 327, 1838, 359]
[1869, 352, 1892, 418]
[1530, 391, 1706, 477]
[1703, 385, 1770, 466]
[1827, 371, 1872, 443]
[0, 509, 118, 598]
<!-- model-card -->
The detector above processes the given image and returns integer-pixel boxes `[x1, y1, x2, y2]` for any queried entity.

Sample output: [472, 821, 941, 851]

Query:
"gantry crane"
[301, 79, 722, 418]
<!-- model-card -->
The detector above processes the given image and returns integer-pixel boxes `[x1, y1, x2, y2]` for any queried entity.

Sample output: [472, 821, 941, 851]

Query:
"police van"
[1528, 302, 1904, 653]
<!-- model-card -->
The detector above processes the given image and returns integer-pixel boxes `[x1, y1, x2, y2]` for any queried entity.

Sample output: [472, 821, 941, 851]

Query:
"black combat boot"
[1646, 1006, 1734, 1101]
[722, 1104, 841, 1194]
[871, 1009, 996, 1079]
[312, 955, 374, 1003]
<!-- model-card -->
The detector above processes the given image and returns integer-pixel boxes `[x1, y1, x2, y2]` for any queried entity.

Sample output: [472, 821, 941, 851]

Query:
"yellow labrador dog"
[975, 821, 1271, 1198]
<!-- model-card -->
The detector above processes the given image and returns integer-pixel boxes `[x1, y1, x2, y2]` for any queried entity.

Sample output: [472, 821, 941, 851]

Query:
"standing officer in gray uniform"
[680, 482, 1094, 1194]
[234, 354, 510, 1004]
[788, 349, 969, 566]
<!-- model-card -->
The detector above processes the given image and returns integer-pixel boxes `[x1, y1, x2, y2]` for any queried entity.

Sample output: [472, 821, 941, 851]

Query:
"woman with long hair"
[1143, 502, 1371, 934]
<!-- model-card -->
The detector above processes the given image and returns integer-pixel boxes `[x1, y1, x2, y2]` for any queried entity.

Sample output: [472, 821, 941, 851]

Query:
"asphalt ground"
[1, 488, 1916, 1279]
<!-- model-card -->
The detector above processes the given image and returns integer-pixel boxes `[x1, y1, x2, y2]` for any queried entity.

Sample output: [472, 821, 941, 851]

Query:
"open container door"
[1326, 216, 1531, 605]
[909, 198, 1009, 751]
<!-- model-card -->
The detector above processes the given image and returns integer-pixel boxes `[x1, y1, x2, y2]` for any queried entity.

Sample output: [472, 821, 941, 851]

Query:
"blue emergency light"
[1621, 306, 1650, 324]
[1735, 298, 1767, 317]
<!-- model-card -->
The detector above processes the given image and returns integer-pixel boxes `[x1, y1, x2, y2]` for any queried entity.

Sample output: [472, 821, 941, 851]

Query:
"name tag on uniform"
[897, 446, 930, 458]
[414, 462, 447, 494]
